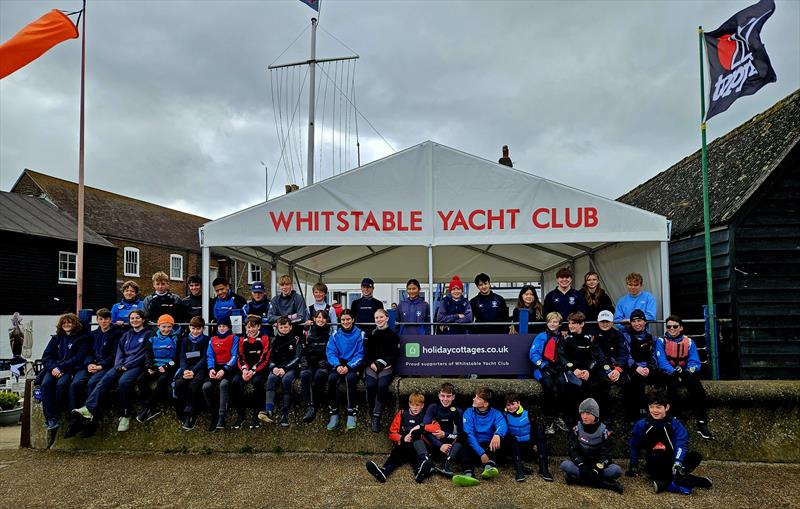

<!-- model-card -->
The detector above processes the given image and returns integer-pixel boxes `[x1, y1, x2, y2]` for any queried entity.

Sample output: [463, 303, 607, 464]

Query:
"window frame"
[170, 254, 184, 281]
[123, 247, 140, 277]
[58, 251, 77, 284]
[248, 263, 262, 284]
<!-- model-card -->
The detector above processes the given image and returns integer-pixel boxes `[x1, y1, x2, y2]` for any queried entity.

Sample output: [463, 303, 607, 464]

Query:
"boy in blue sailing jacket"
[655, 315, 713, 440]
[503, 392, 553, 483]
[65, 308, 121, 438]
[627, 391, 713, 494]
[452, 387, 507, 487]
[136, 314, 179, 423]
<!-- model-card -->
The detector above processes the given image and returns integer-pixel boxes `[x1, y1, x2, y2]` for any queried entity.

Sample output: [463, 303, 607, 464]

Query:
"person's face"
[374, 311, 388, 329]
[123, 286, 137, 300]
[409, 402, 424, 414]
[472, 394, 489, 410]
[62, 320, 74, 333]
[627, 281, 643, 297]
[648, 403, 670, 420]
[505, 400, 520, 413]
[189, 325, 203, 337]
[188, 282, 202, 296]
[154, 280, 168, 293]
[313, 289, 326, 302]
[216, 324, 230, 335]
[340, 314, 354, 329]
[314, 313, 328, 327]
[251, 291, 265, 302]
[631, 318, 646, 332]
[245, 322, 260, 337]
[585, 274, 599, 290]
[159, 323, 173, 335]
[438, 391, 455, 407]
[580, 412, 597, 425]
[450, 286, 463, 299]
[547, 317, 560, 332]
[568, 320, 584, 333]
[97, 316, 112, 330]
[557, 275, 572, 289]
[129, 313, 143, 328]
[279, 282, 292, 296]
[214, 284, 228, 298]
[665, 321, 683, 337]
[598, 320, 613, 331]
[361, 285, 373, 297]
[521, 289, 534, 306]
[477, 281, 491, 295]
[277, 323, 292, 335]
[406, 283, 419, 299]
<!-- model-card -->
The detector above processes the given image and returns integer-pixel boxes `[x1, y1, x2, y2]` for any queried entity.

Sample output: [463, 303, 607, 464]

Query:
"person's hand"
[636, 366, 649, 377]
[305, 319, 313, 326]
[148, 368, 156, 375]
[433, 429, 445, 439]
[158, 366, 166, 373]
[480, 453, 490, 465]
[370, 363, 378, 372]
[209, 369, 217, 379]
[608, 370, 620, 382]
[672, 461, 685, 478]
[403, 433, 412, 443]
[440, 443, 451, 454]
[489, 434, 501, 452]
[626, 465, 639, 477]
[216, 369, 225, 380]
[183, 370, 194, 379]
[591, 462, 604, 481]
[51, 367, 62, 378]
[242, 370, 252, 382]
[457, 314, 465, 319]
[115, 320, 124, 327]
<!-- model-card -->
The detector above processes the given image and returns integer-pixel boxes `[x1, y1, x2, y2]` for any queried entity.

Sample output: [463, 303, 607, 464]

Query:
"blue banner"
[396, 334, 535, 376]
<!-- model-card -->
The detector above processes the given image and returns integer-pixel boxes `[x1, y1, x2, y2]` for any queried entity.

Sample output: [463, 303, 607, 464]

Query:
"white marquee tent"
[200, 141, 671, 321]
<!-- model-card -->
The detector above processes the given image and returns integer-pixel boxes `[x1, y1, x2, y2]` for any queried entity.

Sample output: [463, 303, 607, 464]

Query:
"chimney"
[498, 145, 513, 167]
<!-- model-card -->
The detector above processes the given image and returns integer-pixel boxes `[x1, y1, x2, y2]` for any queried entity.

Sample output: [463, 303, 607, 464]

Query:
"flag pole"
[76, 1, 86, 314]
[698, 26, 719, 380]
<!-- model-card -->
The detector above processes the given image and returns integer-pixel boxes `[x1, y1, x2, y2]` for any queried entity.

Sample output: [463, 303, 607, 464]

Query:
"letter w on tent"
[0, 9, 79, 80]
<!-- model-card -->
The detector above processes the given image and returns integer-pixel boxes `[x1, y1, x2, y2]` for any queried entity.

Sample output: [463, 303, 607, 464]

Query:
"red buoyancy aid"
[211, 334, 236, 366]
[664, 336, 691, 367]
[543, 335, 559, 363]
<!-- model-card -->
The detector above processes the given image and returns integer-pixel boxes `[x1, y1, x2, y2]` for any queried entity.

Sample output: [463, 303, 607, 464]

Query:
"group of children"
[367, 383, 713, 496]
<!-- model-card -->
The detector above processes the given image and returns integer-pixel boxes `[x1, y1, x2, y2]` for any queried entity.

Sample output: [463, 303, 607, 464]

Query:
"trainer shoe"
[554, 417, 568, 432]
[249, 414, 261, 429]
[370, 415, 381, 433]
[215, 414, 226, 430]
[258, 410, 274, 424]
[232, 413, 246, 429]
[481, 463, 499, 480]
[415, 458, 434, 483]
[326, 413, 340, 431]
[452, 473, 480, 487]
[696, 421, 714, 440]
[117, 416, 131, 432]
[301, 405, 316, 423]
[366, 460, 387, 483]
[691, 475, 713, 489]
[603, 480, 624, 494]
[181, 415, 196, 431]
[45, 418, 62, 431]
[435, 461, 455, 478]
[136, 408, 161, 423]
[346, 414, 357, 430]
[280, 412, 290, 428]
[72, 406, 93, 421]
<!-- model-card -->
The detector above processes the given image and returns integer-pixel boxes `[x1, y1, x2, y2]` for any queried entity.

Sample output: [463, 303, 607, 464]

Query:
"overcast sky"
[1, 0, 798, 220]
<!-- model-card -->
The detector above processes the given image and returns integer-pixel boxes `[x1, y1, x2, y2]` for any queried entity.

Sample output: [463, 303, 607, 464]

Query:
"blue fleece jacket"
[326, 326, 364, 369]
[42, 332, 88, 374]
[397, 296, 430, 336]
[629, 415, 689, 466]
[463, 406, 508, 456]
[114, 327, 154, 370]
[84, 326, 122, 370]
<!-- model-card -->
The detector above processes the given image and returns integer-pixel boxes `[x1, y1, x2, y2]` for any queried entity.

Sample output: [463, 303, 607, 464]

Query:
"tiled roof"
[12, 170, 208, 252]
[618, 89, 800, 237]
[0, 191, 113, 247]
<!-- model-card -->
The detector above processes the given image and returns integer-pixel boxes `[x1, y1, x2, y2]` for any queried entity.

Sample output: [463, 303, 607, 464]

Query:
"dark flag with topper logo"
[704, 0, 777, 120]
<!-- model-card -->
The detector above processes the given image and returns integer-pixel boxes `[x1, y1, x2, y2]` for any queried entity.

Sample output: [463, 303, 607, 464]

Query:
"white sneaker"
[117, 416, 131, 432]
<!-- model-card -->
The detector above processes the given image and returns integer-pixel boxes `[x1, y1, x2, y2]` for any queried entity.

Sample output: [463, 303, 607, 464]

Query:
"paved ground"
[0, 445, 797, 509]
[0, 424, 20, 450]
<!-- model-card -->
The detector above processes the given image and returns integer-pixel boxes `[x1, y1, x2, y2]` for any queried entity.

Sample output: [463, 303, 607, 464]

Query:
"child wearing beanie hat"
[559, 397, 624, 494]
[436, 275, 472, 334]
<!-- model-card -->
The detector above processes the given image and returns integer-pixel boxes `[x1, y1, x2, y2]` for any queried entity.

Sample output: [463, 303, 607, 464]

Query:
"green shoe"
[117, 416, 131, 432]
[72, 406, 93, 421]
[452, 474, 480, 487]
[481, 465, 499, 479]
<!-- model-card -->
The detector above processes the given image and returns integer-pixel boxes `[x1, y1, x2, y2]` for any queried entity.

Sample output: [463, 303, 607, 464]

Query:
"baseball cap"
[597, 310, 614, 323]
[630, 309, 646, 321]
[251, 281, 265, 293]
[361, 278, 374, 287]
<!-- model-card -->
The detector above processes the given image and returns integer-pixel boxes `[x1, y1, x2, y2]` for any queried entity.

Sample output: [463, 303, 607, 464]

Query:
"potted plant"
[0, 391, 22, 426]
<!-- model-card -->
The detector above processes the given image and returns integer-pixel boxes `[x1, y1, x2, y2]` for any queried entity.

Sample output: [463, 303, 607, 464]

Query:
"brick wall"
[109, 238, 200, 299]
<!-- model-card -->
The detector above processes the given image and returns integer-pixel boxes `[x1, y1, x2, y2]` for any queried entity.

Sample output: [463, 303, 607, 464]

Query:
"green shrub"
[0, 391, 20, 410]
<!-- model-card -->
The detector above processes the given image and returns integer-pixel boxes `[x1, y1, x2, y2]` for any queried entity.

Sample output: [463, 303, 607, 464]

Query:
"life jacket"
[505, 406, 531, 442]
[308, 303, 331, 318]
[428, 404, 460, 437]
[213, 292, 239, 322]
[643, 418, 676, 460]
[239, 335, 269, 370]
[575, 421, 609, 460]
[665, 336, 691, 368]
[150, 333, 177, 367]
[628, 330, 655, 364]
[398, 409, 424, 435]
[543, 332, 559, 362]
[210, 333, 236, 366]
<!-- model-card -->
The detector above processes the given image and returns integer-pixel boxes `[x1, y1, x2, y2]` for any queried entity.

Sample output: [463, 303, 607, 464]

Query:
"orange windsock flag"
[0, 10, 79, 80]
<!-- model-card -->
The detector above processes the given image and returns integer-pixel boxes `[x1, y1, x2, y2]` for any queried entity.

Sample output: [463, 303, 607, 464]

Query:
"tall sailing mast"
[268, 18, 358, 186]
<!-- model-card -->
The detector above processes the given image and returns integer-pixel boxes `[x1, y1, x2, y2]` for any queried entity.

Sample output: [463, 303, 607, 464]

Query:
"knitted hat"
[578, 398, 600, 419]
[449, 275, 464, 292]
[157, 314, 175, 326]
[218, 316, 232, 328]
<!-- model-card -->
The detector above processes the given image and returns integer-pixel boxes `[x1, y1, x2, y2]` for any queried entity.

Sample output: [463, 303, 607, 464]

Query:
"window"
[248, 263, 262, 284]
[170, 254, 184, 281]
[58, 251, 77, 284]
[124, 247, 140, 277]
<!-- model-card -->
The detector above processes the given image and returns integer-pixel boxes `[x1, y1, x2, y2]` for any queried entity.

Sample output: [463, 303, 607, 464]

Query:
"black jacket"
[304, 324, 331, 369]
[268, 330, 303, 371]
[363, 327, 400, 371]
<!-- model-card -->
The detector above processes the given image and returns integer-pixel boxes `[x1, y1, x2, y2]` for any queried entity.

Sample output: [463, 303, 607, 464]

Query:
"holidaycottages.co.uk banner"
[396, 334, 535, 376]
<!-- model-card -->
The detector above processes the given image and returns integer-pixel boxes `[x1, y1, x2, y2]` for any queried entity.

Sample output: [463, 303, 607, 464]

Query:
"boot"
[215, 413, 226, 430]
[280, 408, 290, 428]
[366, 460, 387, 483]
[538, 458, 554, 482]
[602, 480, 624, 494]
[370, 414, 381, 433]
[688, 474, 713, 489]
[436, 459, 455, 477]
[414, 457, 434, 483]
[326, 408, 340, 431]
[696, 420, 714, 440]
[345, 409, 357, 430]
[301, 405, 316, 423]
[514, 460, 526, 482]
[232, 412, 246, 429]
